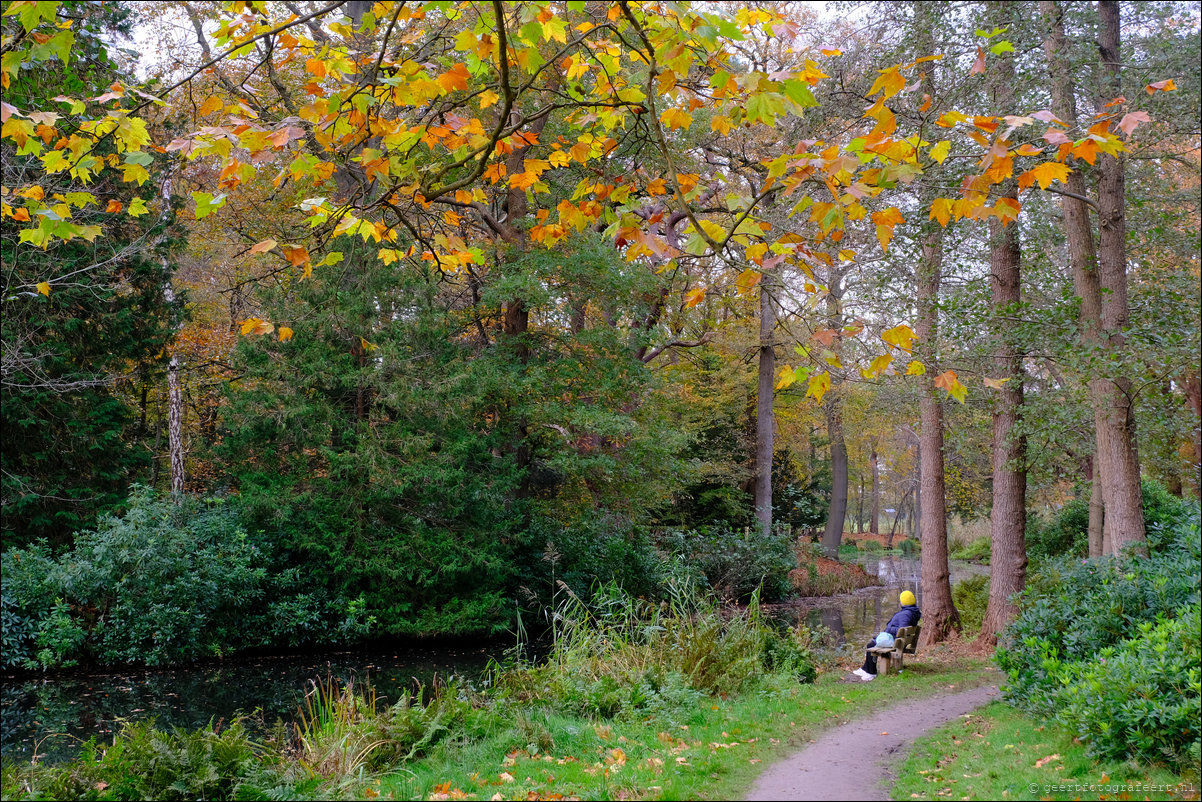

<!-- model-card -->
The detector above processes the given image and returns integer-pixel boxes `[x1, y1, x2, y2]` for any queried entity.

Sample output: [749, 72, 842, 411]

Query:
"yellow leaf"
[239, 317, 274, 336]
[711, 115, 733, 136]
[683, 287, 705, 308]
[736, 268, 762, 294]
[905, 360, 925, 376]
[862, 353, 892, 378]
[360, 337, 377, 352]
[305, 58, 326, 78]
[929, 197, 953, 228]
[249, 238, 277, 255]
[17, 185, 45, 200]
[983, 376, 1010, 390]
[806, 371, 832, 402]
[775, 365, 796, 391]
[928, 140, 951, 164]
[197, 95, 223, 116]
[1145, 79, 1177, 94]
[479, 89, 499, 109]
[36, 281, 50, 296]
[278, 326, 294, 342]
[660, 107, 692, 130]
[1017, 162, 1071, 191]
[881, 324, 917, 352]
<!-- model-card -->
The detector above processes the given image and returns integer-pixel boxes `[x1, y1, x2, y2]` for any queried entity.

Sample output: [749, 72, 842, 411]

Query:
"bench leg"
[877, 653, 893, 676]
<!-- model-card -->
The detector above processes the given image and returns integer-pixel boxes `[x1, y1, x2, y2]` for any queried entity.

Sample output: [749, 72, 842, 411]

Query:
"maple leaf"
[660, 108, 693, 130]
[881, 324, 917, 352]
[36, 281, 50, 296]
[983, 376, 1011, 390]
[278, 326, 294, 342]
[239, 318, 274, 336]
[934, 369, 967, 403]
[436, 63, 470, 93]
[249, 238, 277, 255]
[736, 268, 762, 294]
[683, 287, 706, 308]
[1117, 111, 1150, 136]
[928, 140, 951, 164]
[775, 365, 797, 391]
[280, 245, 310, 267]
[1017, 162, 1071, 191]
[929, 198, 953, 228]
[105, 200, 122, 213]
[197, 96, 223, 116]
[905, 360, 925, 376]
[1145, 79, 1177, 94]
[862, 353, 892, 378]
[971, 47, 986, 74]
[806, 371, 832, 402]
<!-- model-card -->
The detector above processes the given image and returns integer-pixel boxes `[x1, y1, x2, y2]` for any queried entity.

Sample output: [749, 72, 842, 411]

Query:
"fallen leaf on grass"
[1034, 754, 1060, 768]
[499, 772, 515, 783]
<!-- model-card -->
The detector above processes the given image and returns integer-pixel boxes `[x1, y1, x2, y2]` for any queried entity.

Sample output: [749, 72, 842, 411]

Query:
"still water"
[1, 557, 988, 764]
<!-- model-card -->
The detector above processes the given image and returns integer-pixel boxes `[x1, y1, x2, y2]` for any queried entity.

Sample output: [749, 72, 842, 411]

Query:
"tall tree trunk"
[1041, 0, 1111, 552]
[857, 472, 865, 533]
[822, 270, 847, 554]
[982, 23, 1027, 642]
[1096, 0, 1145, 554]
[755, 272, 776, 536]
[1186, 372, 1201, 498]
[823, 401, 848, 554]
[1085, 456, 1105, 557]
[870, 448, 880, 533]
[916, 219, 959, 644]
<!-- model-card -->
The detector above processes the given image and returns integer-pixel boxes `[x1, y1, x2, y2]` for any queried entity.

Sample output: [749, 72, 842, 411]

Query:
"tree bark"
[1085, 455, 1105, 557]
[823, 400, 848, 554]
[1095, 0, 1145, 554]
[981, 12, 1027, 644]
[870, 448, 880, 534]
[1186, 372, 1201, 498]
[822, 269, 847, 555]
[1041, 0, 1111, 551]
[755, 272, 776, 536]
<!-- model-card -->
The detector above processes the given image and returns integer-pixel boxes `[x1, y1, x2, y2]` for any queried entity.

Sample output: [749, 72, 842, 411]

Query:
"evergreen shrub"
[997, 508, 1201, 769]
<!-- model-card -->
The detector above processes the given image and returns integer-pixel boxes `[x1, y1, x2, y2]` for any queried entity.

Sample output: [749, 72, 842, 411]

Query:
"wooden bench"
[867, 624, 921, 675]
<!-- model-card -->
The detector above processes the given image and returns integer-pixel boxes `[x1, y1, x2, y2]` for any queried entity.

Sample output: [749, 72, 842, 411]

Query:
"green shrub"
[1027, 479, 1191, 561]
[899, 538, 920, 557]
[951, 575, 990, 632]
[949, 538, 991, 564]
[858, 539, 883, 554]
[997, 509, 1201, 768]
[1054, 605, 1201, 769]
[1, 487, 373, 669]
[657, 525, 795, 602]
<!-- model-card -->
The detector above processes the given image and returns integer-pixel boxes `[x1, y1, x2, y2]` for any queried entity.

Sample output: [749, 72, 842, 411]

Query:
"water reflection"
[1, 645, 499, 765]
[763, 557, 989, 648]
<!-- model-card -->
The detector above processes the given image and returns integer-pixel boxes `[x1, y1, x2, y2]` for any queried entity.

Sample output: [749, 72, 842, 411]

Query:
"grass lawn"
[377, 652, 998, 801]
[892, 700, 1200, 801]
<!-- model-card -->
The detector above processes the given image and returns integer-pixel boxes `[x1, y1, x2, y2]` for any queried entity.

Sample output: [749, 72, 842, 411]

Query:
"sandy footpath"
[745, 684, 1001, 801]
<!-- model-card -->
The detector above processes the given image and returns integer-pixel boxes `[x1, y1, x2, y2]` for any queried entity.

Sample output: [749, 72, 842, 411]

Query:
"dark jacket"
[885, 604, 922, 636]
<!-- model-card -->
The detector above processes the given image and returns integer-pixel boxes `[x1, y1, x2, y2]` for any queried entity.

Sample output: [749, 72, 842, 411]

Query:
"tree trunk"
[857, 472, 865, 533]
[823, 400, 848, 555]
[1186, 372, 1201, 498]
[981, 12, 1027, 644]
[1085, 456, 1105, 557]
[1096, 0, 1145, 554]
[754, 272, 775, 536]
[870, 448, 880, 534]
[916, 174, 958, 643]
[821, 269, 847, 554]
[1041, 0, 1111, 553]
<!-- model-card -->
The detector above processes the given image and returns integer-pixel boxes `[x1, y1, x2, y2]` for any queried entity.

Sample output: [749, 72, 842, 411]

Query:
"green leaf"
[782, 79, 818, 108]
[192, 191, 227, 220]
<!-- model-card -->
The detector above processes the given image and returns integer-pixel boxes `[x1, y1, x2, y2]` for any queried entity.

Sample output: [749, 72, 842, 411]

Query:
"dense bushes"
[656, 525, 796, 602]
[1026, 478, 1191, 560]
[996, 509, 1201, 770]
[951, 575, 989, 632]
[1, 488, 372, 670]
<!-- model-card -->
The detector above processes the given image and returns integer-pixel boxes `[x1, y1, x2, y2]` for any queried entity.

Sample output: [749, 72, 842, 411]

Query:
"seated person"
[853, 590, 921, 681]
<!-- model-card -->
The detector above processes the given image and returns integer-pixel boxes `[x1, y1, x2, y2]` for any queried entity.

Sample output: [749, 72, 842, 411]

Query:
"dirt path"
[745, 684, 1000, 801]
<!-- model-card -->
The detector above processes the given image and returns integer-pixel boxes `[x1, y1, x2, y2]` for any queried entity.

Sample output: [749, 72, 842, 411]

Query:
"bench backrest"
[895, 625, 921, 654]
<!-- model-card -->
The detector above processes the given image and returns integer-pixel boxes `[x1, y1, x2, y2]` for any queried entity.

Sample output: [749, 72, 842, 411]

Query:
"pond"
[1, 557, 989, 765]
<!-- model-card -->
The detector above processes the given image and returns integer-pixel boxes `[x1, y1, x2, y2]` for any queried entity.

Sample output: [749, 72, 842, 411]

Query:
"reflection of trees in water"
[2, 649, 496, 764]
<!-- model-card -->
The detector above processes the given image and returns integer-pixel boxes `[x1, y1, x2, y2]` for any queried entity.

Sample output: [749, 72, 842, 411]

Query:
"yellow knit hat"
[900, 590, 916, 606]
